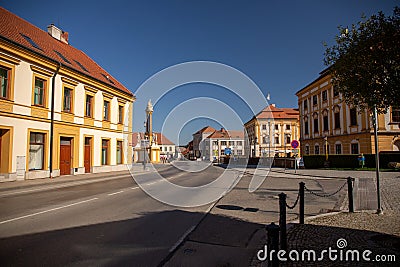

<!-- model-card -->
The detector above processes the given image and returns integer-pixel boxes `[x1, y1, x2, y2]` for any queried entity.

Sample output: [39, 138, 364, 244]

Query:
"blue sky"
[2, 0, 397, 144]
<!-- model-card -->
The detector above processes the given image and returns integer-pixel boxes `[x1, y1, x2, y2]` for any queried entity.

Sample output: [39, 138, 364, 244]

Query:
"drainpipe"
[49, 62, 61, 178]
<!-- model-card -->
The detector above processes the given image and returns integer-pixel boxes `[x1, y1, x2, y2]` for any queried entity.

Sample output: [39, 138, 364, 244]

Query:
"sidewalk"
[0, 163, 168, 194]
[249, 169, 400, 266]
[165, 167, 399, 266]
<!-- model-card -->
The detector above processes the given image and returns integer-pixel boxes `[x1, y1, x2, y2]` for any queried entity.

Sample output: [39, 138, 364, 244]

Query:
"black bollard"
[299, 182, 305, 224]
[347, 177, 354, 212]
[278, 192, 287, 251]
[266, 222, 280, 267]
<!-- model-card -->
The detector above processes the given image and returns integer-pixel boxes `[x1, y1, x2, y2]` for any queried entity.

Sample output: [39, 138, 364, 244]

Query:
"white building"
[0, 8, 134, 181]
[202, 128, 245, 161]
[192, 126, 216, 158]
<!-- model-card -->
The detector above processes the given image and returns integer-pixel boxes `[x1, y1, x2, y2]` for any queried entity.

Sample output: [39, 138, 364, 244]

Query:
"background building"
[192, 126, 216, 159]
[244, 104, 300, 157]
[0, 8, 134, 181]
[202, 128, 245, 161]
[295, 68, 400, 156]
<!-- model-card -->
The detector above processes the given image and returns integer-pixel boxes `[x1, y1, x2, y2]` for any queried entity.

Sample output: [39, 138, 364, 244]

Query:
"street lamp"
[143, 121, 147, 170]
[268, 120, 271, 159]
[284, 133, 291, 170]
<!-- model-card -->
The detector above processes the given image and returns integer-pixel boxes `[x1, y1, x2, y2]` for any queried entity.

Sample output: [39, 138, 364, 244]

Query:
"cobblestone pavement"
[251, 174, 400, 267]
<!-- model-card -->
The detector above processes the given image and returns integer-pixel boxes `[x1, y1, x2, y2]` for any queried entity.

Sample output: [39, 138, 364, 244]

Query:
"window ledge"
[0, 97, 14, 102]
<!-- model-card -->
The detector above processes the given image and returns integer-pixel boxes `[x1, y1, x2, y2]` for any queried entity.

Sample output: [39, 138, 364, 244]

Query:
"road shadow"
[1, 209, 399, 266]
[0, 209, 264, 267]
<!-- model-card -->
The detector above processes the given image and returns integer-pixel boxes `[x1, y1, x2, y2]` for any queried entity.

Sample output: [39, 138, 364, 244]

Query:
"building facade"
[244, 104, 300, 157]
[192, 126, 216, 159]
[202, 128, 245, 161]
[0, 8, 134, 181]
[295, 69, 400, 156]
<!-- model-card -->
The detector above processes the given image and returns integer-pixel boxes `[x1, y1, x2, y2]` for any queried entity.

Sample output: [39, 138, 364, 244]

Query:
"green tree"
[324, 7, 400, 113]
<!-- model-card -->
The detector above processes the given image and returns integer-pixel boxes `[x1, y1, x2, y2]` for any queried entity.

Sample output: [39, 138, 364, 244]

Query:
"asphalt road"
[0, 162, 226, 266]
[0, 163, 351, 266]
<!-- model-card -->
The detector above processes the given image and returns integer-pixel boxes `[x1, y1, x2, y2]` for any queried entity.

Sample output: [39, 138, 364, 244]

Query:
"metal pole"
[253, 137, 257, 158]
[284, 134, 286, 171]
[373, 106, 382, 214]
[347, 177, 354, 212]
[268, 121, 271, 160]
[266, 223, 280, 267]
[279, 192, 287, 250]
[49, 62, 61, 178]
[299, 182, 305, 224]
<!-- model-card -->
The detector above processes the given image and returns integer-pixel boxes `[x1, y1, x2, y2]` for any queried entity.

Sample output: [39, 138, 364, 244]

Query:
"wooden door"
[84, 137, 91, 173]
[60, 138, 71, 175]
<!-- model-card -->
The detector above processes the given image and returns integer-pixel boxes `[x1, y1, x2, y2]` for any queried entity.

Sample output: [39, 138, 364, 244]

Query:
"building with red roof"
[244, 104, 299, 158]
[201, 128, 245, 161]
[0, 7, 135, 181]
[192, 126, 216, 158]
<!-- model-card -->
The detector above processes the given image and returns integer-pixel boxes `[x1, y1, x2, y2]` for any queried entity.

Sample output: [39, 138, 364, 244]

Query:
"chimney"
[61, 31, 69, 44]
[271, 103, 276, 107]
[47, 24, 69, 44]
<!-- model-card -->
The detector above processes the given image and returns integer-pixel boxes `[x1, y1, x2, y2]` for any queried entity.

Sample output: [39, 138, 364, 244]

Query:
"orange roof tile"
[0, 7, 133, 96]
[255, 104, 299, 119]
[132, 132, 175, 146]
[194, 126, 216, 135]
[206, 128, 244, 139]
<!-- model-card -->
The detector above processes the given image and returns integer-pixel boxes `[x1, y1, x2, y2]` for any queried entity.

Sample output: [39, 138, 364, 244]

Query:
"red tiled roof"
[155, 133, 175, 145]
[0, 7, 132, 96]
[194, 126, 216, 135]
[132, 132, 175, 146]
[206, 128, 244, 139]
[255, 104, 299, 119]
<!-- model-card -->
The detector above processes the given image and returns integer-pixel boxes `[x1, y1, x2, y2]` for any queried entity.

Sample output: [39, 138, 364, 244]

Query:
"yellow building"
[244, 104, 300, 157]
[0, 8, 134, 181]
[295, 68, 400, 156]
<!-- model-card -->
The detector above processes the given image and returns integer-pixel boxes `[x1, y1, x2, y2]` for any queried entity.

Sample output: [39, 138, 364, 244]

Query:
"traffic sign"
[291, 140, 299, 149]
[224, 148, 232, 155]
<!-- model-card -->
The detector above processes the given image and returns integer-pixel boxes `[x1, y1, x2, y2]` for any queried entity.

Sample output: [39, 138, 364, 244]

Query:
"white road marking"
[108, 190, 124, 196]
[0, 174, 131, 197]
[0, 197, 99, 225]
[0, 167, 213, 226]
